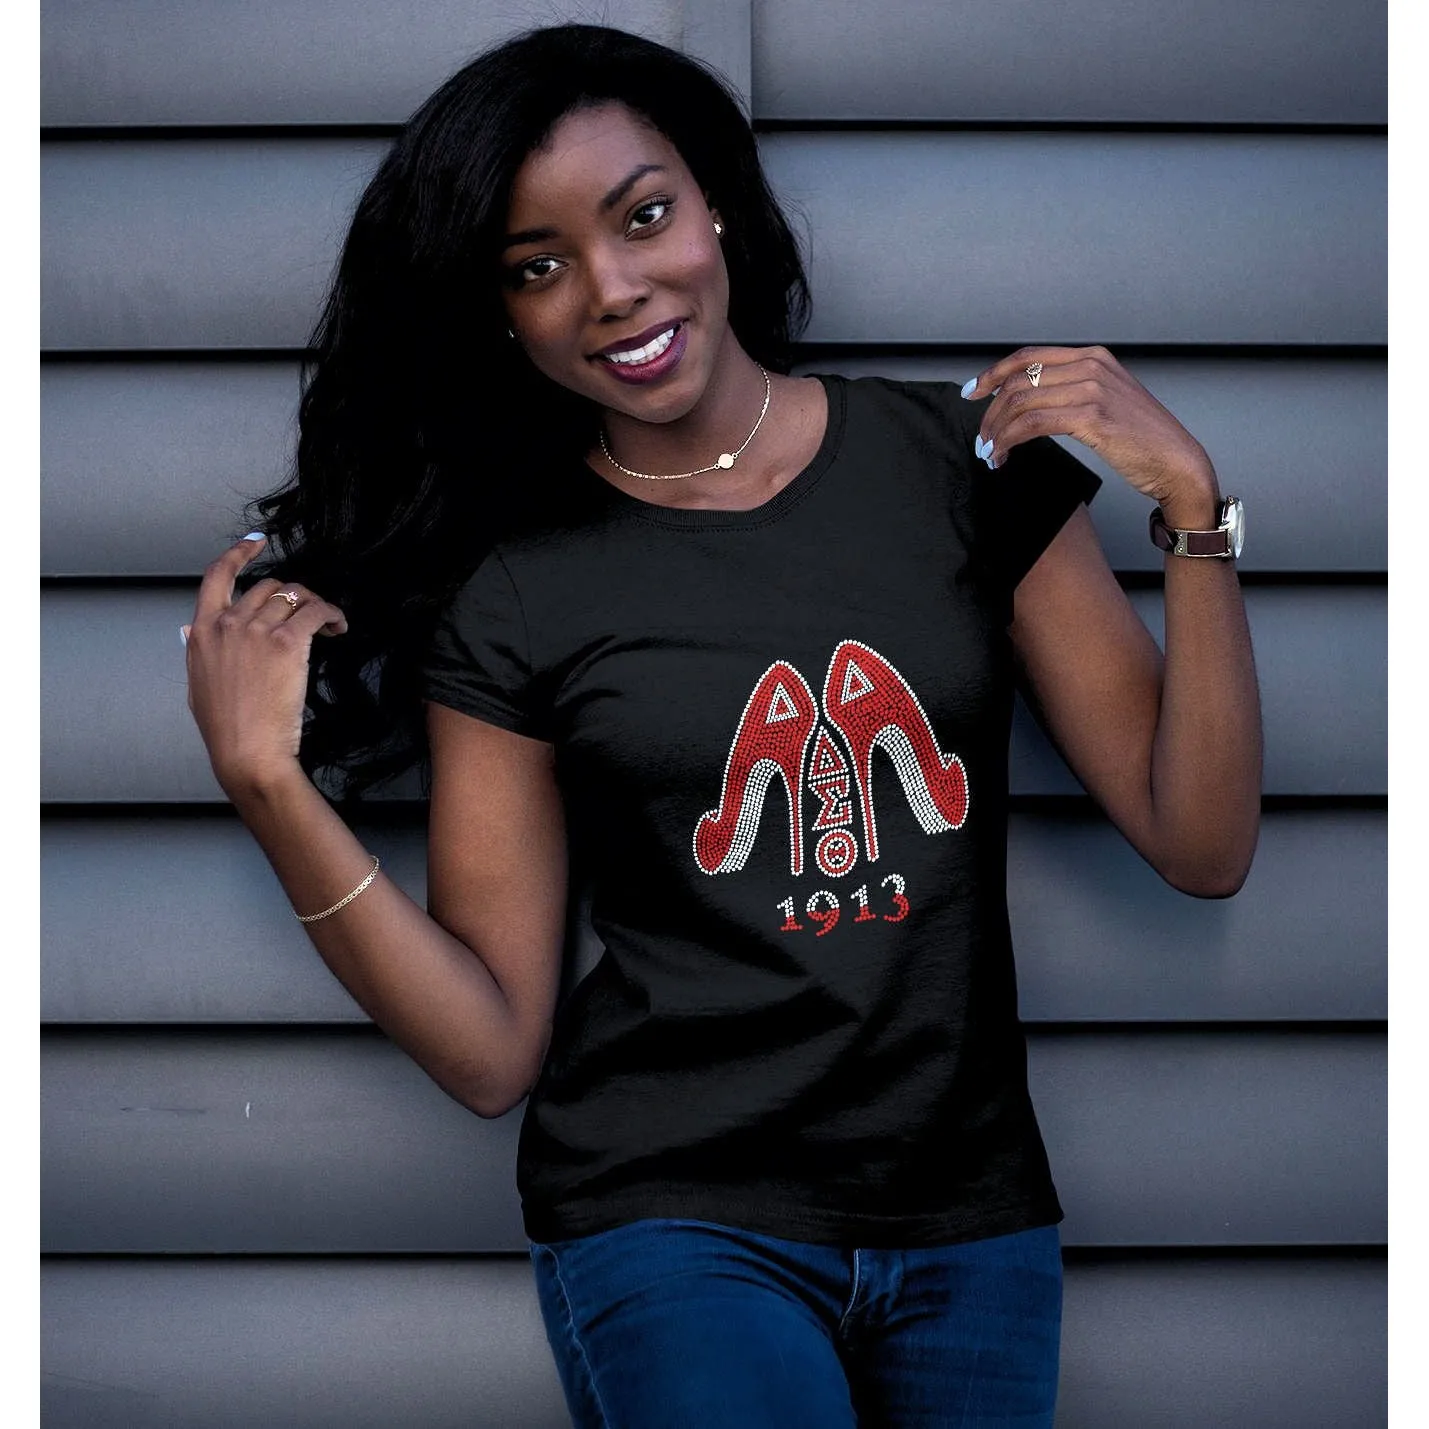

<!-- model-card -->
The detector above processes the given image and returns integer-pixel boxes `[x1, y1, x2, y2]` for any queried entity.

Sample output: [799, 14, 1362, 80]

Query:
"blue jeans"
[528, 1217, 1062, 1427]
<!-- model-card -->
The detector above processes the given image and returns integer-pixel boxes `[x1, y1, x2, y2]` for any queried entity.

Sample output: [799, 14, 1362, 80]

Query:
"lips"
[595, 319, 685, 360]
[592, 319, 689, 384]
[603, 326, 678, 366]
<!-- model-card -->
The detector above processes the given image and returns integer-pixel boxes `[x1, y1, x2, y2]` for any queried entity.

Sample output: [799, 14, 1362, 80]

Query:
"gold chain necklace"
[599, 366, 772, 481]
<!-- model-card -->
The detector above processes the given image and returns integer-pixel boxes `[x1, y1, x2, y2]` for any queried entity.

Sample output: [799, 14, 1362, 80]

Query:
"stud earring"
[507, 328, 516, 339]
[713, 221, 724, 236]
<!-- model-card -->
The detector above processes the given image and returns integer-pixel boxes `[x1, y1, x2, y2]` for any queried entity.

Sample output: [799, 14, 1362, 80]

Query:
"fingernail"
[974, 434, 990, 459]
[984, 451, 998, 469]
[960, 377, 978, 399]
[179, 625, 190, 647]
[242, 531, 266, 543]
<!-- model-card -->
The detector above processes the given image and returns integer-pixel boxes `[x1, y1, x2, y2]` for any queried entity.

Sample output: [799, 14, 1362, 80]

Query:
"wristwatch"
[1149, 495, 1245, 559]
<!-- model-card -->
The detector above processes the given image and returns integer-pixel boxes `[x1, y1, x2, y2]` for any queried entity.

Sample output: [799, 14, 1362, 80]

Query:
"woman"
[182, 23, 1261, 1427]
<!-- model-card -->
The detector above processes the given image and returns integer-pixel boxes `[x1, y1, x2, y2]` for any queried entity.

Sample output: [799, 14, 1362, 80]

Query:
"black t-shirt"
[422, 374, 1101, 1249]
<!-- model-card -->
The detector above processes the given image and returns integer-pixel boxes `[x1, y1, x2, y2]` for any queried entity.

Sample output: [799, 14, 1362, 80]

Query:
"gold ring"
[267, 590, 300, 616]
[1026, 362, 1043, 387]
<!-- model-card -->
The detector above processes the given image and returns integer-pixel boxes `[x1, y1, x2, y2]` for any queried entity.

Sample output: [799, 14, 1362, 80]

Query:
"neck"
[599, 339, 768, 480]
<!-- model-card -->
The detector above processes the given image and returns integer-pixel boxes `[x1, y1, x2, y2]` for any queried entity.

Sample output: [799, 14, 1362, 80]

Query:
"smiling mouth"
[599, 323, 681, 367]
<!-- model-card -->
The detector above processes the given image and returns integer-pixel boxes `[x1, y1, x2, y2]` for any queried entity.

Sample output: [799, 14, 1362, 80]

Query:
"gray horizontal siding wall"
[41, 0, 1386, 1424]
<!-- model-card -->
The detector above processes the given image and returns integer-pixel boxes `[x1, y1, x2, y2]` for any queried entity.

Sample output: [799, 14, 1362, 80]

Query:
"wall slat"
[761, 134, 1385, 346]
[40, 809, 1386, 1025]
[41, 1029, 1386, 1252]
[42, 357, 1387, 577]
[40, 0, 733, 127]
[42, 363, 297, 577]
[41, 134, 1385, 351]
[41, 139, 386, 351]
[1008, 810, 1385, 1023]
[1056, 1257, 1385, 1427]
[44, 0, 1384, 129]
[752, 0, 1385, 125]
[41, 1258, 566, 1429]
[40, 1256, 1384, 1428]
[39, 585, 1388, 803]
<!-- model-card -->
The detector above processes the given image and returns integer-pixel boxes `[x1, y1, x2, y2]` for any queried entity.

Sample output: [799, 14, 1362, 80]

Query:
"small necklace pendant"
[599, 365, 770, 481]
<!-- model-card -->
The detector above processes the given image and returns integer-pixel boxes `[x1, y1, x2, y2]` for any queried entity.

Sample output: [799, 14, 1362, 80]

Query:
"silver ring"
[267, 590, 300, 617]
[1026, 362, 1043, 388]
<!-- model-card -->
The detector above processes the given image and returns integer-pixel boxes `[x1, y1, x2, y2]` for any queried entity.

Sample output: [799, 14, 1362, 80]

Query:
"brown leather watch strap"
[1149, 507, 1231, 557]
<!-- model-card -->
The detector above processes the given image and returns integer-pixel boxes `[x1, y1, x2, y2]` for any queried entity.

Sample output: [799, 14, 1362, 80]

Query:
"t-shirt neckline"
[575, 372, 846, 530]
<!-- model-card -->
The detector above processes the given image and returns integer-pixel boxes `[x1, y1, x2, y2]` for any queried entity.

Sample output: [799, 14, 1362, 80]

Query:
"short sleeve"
[421, 549, 550, 739]
[980, 433, 1102, 592]
[941, 380, 1102, 621]
[925, 382, 1103, 611]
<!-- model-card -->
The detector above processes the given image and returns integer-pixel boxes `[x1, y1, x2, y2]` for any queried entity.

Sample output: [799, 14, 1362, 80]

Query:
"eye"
[506, 254, 564, 289]
[627, 196, 674, 235]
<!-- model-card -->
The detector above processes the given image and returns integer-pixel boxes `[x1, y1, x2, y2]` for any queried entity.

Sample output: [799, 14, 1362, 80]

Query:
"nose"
[586, 240, 650, 323]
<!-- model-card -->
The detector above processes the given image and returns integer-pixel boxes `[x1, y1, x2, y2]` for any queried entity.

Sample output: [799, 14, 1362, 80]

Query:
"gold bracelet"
[295, 855, 381, 923]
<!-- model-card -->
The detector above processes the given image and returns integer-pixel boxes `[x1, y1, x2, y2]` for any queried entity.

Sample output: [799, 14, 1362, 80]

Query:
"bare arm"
[424, 700, 567, 1113]
[966, 346, 1263, 896]
[1010, 503, 1261, 895]
[184, 535, 566, 1117]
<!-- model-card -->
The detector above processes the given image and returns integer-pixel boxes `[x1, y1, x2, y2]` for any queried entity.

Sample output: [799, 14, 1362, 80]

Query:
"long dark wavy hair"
[244, 23, 811, 801]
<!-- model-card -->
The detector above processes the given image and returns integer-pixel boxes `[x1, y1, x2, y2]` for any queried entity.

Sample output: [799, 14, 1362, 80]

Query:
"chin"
[598, 348, 717, 424]
[610, 381, 704, 426]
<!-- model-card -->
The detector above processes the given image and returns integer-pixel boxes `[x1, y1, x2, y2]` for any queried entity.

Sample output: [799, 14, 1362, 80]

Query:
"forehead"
[507, 102, 690, 218]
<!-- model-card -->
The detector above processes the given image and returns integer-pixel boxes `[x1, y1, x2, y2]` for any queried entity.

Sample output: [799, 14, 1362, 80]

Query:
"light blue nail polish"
[243, 530, 266, 542]
[984, 453, 997, 470]
[960, 377, 978, 399]
[975, 435, 992, 459]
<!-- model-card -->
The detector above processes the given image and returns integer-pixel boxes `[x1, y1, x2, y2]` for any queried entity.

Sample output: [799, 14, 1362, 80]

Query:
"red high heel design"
[694, 661, 819, 876]
[821, 640, 968, 863]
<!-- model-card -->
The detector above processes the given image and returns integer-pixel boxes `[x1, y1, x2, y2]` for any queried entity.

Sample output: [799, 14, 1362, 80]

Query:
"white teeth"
[604, 326, 676, 365]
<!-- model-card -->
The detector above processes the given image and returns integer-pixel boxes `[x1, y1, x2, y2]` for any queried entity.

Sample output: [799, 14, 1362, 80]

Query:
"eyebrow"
[601, 163, 666, 211]
[502, 163, 668, 252]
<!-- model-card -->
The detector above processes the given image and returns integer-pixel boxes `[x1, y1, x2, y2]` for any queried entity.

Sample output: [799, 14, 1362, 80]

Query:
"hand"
[963, 345, 1220, 522]
[182, 533, 348, 797]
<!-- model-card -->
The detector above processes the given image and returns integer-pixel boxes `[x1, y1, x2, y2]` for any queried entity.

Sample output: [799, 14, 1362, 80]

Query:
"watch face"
[1223, 497, 1245, 558]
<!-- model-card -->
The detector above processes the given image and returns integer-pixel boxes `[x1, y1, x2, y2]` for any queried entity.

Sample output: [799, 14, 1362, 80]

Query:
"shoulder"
[802, 373, 979, 486]
[811, 372, 977, 450]
[454, 466, 610, 585]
